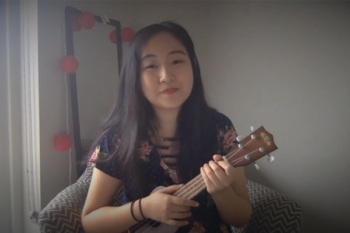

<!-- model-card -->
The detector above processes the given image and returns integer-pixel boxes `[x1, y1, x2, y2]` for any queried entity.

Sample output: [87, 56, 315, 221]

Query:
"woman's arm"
[208, 113, 252, 227]
[211, 166, 252, 227]
[81, 168, 143, 233]
[82, 168, 199, 233]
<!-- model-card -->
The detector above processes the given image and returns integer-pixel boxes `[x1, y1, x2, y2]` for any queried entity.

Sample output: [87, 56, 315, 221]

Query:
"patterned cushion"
[38, 165, 123, 233]
[39, 165, 302, 233]
[231, 180, 303, 233]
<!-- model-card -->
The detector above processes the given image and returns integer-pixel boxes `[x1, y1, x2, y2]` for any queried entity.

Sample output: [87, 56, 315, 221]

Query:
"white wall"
[73, 23, 120, 141]
[37, 1, 350, 233]
[205, 2, 350, 233]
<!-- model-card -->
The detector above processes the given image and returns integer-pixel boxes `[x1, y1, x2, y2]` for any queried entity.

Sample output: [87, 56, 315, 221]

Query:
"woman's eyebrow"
[141, 54, 156, 61]
[141, 50, 187, 61]
[168, 50, 187, 56]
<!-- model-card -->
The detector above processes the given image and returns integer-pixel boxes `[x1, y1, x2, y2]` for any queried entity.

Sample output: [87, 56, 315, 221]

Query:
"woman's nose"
[159, 66, 174, 82]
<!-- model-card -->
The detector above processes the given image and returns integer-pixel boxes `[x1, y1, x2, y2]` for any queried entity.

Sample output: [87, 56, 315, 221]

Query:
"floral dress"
[90, 112, 238, 233]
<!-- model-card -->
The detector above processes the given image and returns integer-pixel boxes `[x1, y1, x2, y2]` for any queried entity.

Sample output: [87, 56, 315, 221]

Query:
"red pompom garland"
[61, 55, 79, 73]
[121, 27, 135, 42]
[78, 12, 95, 29]
[54, 134, 73, 152]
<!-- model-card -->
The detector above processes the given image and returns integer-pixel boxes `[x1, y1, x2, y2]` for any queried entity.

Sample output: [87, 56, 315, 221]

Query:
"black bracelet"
[139, 198, 145, 220]
[130, 200, 141, 222]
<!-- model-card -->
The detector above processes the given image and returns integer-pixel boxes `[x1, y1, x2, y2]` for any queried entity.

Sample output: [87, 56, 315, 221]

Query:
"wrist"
[130, 200, 143, 222]
[211, 186, 235, 199]
[140, 196, 151, 219]
[138, 198, 146, 220]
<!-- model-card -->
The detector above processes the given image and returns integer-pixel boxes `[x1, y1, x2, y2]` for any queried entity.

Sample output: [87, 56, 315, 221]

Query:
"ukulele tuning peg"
[267, 154, 275, 163]
[254, 162, 260, 170]
[236, 135, 244, 142]
[250, 126, 255, 132]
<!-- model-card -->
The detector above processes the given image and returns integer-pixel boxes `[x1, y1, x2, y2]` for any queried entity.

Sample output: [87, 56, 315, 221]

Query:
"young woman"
[81, 21, 252, 233]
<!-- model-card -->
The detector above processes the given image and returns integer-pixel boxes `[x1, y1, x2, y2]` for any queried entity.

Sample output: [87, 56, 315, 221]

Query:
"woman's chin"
[156, 101, 184, 110]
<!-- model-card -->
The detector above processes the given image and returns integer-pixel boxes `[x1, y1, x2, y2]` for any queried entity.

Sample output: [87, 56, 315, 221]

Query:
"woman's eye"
[173, 60, 183, 65]
[145, 64, 157, 69]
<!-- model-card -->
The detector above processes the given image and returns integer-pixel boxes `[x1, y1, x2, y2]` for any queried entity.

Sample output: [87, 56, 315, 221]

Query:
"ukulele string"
[183, 157, 247, 200]
[176, 153, 244, 199]
[132, 151, 255, 233]
[174, 147, 240, 198]
[186, 144, 264, 199]
[180, 155, 249, 200]
[129, 138, 258, 232]
[182, 143, 262, 199]
[185, 146, 262, 200]
[176, 138, 254, 198]
[135, 157, 248, 232]
[174, 147, 239, 197]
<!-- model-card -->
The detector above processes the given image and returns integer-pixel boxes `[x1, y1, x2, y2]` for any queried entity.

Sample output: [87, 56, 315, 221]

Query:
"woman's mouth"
[161, 88, 179, 95]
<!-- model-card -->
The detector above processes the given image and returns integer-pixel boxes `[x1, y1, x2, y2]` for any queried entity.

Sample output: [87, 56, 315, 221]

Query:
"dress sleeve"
[216, 113, 238, 156]
[89, 131, 121, 179]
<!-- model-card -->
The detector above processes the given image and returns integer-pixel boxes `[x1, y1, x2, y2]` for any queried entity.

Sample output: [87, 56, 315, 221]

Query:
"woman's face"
[140, 32, 194, 111]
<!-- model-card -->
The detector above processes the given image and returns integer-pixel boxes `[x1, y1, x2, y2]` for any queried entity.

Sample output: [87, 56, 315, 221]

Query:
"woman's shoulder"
[99, 128, 119, 153]
[89, 128, 119, 164]
[210, 110, 238, 155]
[211, 110, 235, 130]
[89, 128, 122, 179]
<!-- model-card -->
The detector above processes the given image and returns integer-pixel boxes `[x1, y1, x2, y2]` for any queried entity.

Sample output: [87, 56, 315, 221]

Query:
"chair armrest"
[38, 165, 124, 233]
[231, 180, 303, 233]
[38, 166, 94, 233]
[38, 181, 88, 233]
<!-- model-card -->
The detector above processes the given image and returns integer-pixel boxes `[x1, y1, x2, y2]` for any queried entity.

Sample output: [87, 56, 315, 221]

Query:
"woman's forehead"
[142, 32, 186, 57]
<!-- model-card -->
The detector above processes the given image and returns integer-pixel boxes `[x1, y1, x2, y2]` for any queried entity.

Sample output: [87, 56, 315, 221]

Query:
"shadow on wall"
[300, 210, 348, 233]
[245, 165, 349, 233]
[245, 164, 272, 189]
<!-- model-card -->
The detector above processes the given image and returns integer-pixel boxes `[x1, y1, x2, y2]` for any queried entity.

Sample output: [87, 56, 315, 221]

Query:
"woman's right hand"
[141, 184, 200, 227]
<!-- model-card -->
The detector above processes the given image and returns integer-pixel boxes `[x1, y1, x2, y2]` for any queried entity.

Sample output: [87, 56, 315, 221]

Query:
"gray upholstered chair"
[39, 163, 303, 233]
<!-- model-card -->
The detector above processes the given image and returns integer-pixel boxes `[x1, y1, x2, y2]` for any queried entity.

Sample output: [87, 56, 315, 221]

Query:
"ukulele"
[124, 126, 278, 233]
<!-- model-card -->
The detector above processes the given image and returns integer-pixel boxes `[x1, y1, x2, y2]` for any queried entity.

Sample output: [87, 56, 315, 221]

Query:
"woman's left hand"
[200, 154, 235, 195]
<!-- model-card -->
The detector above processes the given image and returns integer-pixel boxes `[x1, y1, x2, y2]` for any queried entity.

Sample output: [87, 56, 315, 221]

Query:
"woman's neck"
[153, 107, 179, 138]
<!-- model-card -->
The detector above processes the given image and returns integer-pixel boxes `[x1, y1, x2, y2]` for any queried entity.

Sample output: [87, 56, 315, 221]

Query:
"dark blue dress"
[90, 112, 238, 233]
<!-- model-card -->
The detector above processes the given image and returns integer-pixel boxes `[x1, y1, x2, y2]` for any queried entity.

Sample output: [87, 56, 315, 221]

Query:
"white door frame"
[20, 0, 41, 224]
[4, 0, 41, 231]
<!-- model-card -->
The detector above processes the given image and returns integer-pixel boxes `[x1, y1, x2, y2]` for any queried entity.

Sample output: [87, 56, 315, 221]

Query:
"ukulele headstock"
[227, 126, 278, 168]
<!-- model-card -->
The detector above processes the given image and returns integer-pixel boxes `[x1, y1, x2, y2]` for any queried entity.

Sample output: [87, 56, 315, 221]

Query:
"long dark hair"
[87, 21, 218, 196]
